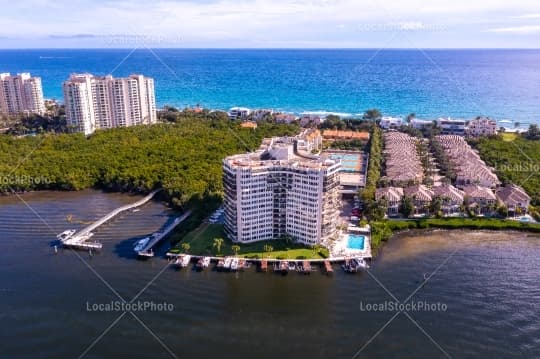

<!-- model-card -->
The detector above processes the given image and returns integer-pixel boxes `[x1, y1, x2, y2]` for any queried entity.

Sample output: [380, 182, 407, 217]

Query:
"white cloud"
[1, 0, 540, 47]
[512, 13, 540, 19]
[487, 25, 540, 34]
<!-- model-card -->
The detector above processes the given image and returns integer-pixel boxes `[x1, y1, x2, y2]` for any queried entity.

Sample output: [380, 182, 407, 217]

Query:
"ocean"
[0, 49, 539, 126]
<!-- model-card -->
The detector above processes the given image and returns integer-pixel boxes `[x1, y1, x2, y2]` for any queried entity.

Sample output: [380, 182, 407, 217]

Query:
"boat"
[230, 258, 239, 271]
[288, 262, 297, 271]
[300, 260, 312, 274]
[216, 259, 225, 270]
[196, 258, 204, 270]
[279, 261, 289, 274]
[223, 257, 232, 270]
[131, 208, 141, 213]
[57, 229, 76, 242]
[133, 237, 151, 252]
[202, 257, 211, 268]
[238, 259, 246, 270]
[180, 255, 191, 268]
[352, 257, 369, 270]
[342, 261, 358, 273]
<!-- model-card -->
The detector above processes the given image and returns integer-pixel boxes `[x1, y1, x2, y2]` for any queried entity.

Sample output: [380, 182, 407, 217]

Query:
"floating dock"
[136, 211, 192, 258]
[60, 189, 161, 251]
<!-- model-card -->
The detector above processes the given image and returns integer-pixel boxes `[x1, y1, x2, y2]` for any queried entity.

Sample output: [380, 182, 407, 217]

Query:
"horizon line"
[1, 47, 540, 51]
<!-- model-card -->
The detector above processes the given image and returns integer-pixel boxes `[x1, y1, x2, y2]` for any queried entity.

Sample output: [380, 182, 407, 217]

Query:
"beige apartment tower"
[63, 73, 157, 135]
[0, 73, 45, 115]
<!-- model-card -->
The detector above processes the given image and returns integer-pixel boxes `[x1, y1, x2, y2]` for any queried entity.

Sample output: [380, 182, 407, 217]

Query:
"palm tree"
[213, 237, 224, 254]
[181, 242, 190, 253]
[231, 245, 241, 256]
[263, 244, 273, 258]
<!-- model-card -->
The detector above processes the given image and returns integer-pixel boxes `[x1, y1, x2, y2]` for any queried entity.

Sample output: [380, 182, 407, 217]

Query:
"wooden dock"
[60, 189, 161, 251]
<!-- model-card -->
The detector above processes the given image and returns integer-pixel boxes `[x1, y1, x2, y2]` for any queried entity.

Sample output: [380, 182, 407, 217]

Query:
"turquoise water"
[0, 49, 539, 123]
[327, 153, 362, 172]
[347, 234, 365, 250]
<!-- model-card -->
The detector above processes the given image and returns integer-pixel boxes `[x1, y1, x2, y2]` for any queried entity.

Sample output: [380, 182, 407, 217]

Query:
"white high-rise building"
[223, 136, 341, 246]
[63, 73, 157, 135]
[0, 73, 45, 115]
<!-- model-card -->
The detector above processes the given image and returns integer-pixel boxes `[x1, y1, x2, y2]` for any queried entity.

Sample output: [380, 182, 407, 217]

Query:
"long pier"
[60, 189, 161, 250]
[136, 210, 192, 258]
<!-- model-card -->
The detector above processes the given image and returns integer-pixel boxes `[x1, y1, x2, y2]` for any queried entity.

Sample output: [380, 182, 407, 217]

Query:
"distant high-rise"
[63, 73, 157, 135]
[0, 73, 45, 116]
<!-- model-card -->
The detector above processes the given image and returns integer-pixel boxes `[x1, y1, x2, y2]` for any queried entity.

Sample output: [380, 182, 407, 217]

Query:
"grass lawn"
[501, 132, 518, 142]
[173, 223, 328, 259]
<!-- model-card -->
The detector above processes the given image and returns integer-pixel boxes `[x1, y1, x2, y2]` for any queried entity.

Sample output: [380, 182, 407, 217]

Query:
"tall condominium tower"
[223, 135, 341, 246]
[0, 73, 45, 115]
[63, 73, 157, 135]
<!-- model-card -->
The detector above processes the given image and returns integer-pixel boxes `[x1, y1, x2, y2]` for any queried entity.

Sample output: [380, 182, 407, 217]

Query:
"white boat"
[57, 229, 76, 241]
[181, 255, 192, 267]
[134, 237, 151, 252]
[131, 208, 141, 213]
[353, 257, 369, 270]
[202, 257, 211, 268]
[223, 257, 232, 270]
[230, 258, 239, 271]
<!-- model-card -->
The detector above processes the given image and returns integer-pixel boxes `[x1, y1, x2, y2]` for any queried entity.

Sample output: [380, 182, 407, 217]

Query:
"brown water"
[1, 190, 539, 358]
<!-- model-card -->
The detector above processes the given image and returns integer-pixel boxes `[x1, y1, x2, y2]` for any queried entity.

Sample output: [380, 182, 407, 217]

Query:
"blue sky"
[1, 0, 540, 48]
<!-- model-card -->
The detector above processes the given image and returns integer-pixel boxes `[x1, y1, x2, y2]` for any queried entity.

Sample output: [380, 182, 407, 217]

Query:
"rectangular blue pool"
[347, 234, 365, 250]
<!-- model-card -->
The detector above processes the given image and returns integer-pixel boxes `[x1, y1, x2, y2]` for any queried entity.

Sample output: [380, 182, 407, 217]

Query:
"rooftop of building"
[225, 135, 339, 171]
[322, 130, 370, 141]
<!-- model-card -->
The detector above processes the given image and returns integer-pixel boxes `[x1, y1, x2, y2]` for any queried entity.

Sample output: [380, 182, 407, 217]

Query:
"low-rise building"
[438, 117, 466, 136]
[496, 184, 531, 215]
[227, 107, 251, 120]
[296, 129, 322, 153]
[322, 130, 370, 142]
[375, 187, 404, 216]
[404, 184, 434, 214]
[432, 184, 465, 214]
[410, 118, 435, 130]
[434, 135, 500, 188]
[382, 132, 424, 186]
[274, 113, 297, 124]
[379, 116, 403, 130]
[240, 121, 257, 129]
[300, 114, 322, 127]
[467, 117, 497, 137]
[462, 185, 497, 214]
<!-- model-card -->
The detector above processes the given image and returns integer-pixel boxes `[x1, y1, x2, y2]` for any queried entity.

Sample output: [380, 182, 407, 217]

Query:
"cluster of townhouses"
[376, 132, 531, 217]
[223, 131, 342, 245]
[63, 74, 157, 135]
[0, 73, 45, 116]
[380, 116, 498, 137]
[381, 132, 424, 185]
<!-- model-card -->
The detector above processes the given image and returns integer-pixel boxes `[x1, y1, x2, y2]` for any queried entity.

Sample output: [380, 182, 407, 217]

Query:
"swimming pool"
[347, 234, 365, 250]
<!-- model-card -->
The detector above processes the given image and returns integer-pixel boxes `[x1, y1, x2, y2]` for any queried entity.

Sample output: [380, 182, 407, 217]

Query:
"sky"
[1, 0, 540, 48]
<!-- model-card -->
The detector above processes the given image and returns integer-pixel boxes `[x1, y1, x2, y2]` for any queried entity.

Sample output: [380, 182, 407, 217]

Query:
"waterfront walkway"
[61, 189, 161, 250]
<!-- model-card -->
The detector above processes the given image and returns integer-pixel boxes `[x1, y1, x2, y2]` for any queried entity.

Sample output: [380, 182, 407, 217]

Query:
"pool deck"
[327, 224, 372, 259]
